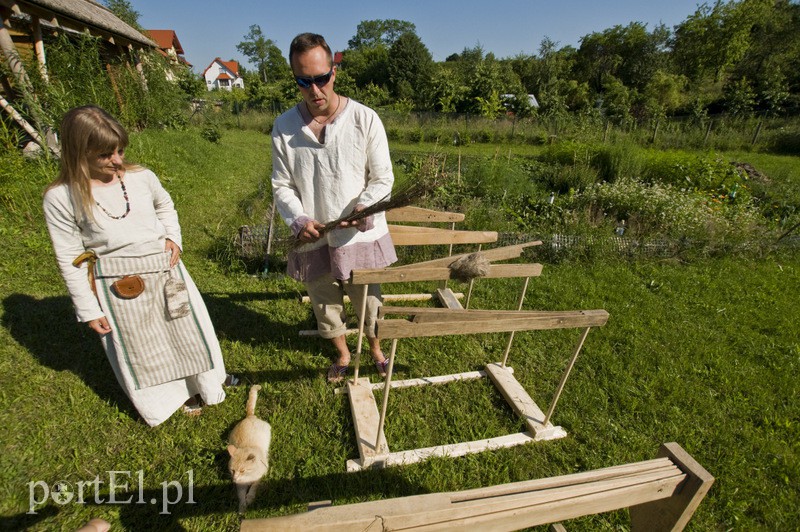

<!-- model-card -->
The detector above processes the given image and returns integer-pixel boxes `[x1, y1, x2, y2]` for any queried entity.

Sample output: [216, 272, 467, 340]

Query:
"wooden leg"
[543, 327, 591, 427]
[352, 284, 369, 382]
[629, 442, 715, 532]
[375, 339, 398, 450]
[501, 276, 530, 367]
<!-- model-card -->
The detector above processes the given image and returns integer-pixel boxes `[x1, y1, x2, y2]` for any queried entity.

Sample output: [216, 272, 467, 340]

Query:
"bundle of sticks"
[294, 175, 439, 247]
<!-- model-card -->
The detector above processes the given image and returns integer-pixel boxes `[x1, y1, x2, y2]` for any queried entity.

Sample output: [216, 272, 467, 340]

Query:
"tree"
[341, 45, 390, 89]
[103, 0, 141, 30]
[348, 19, 417, 49]
[387, 33, 433, 104]
[236, 25, 290, 83]
[671, 0, 768, 83]
[576, 22, 670, 92]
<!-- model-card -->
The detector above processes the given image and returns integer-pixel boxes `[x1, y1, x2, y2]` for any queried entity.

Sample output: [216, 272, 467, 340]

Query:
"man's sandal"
[326, 363, 348, 383]
[374, 358, 390, 378]
[224, 374, 240, 387]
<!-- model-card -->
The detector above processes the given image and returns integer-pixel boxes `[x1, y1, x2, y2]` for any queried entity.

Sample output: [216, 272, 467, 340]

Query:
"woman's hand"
[88, 317, 112, 335]
[165, 239, 181, 267]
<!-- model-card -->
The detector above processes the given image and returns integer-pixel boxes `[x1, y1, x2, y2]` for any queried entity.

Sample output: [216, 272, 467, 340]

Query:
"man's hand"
[299, 219, 326, 243]
[339, 205, 367, 231]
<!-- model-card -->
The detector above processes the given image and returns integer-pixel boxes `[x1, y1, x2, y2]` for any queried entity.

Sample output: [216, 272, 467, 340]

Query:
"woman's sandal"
[374, 357, 390, 378]
[326, 362, 348, 383]
[181, 395, 203, 417]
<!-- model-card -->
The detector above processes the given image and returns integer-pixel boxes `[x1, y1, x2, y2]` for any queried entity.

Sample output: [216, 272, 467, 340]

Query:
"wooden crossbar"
[352, 263, 542, 284]
[378, 310, 610, 339]
[388, 224, 498, 246]
[392, 241, 542, 270]
[386, 206, 465, 223]
[240, 442, 714, 532]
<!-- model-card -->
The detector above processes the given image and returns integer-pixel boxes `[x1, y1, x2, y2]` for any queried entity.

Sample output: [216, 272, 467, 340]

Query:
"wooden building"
[0, 0, 156, 153]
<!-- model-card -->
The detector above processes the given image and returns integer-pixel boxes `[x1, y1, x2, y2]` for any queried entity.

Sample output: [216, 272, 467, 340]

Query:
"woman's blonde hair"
[47, 105, 138, 222]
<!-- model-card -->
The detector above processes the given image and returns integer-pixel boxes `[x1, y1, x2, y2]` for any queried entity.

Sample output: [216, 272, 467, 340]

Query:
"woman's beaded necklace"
[95, 174, 130, 219]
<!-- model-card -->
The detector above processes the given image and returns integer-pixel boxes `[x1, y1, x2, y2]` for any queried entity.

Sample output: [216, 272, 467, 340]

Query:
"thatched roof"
[4, 0, 157, 48]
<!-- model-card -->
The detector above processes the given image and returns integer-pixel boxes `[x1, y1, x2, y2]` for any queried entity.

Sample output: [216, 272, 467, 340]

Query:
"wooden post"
[30, 17, 48, 82]
[703, 120, 713, 146]
[457, 148, 462, 185]
[500, 276, 530, 367]
[0, 12, 31, 89]
[351, 284, 369, 383]
[543, 327, 591, 427]
[651, 118, 660, 144]
[375, 339, 398, 449]
[0, 95, 46, 149]
[751, 119, 763, 146]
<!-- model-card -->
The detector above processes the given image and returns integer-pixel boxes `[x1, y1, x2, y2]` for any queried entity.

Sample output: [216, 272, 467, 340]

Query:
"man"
[271, 33, 397, 382]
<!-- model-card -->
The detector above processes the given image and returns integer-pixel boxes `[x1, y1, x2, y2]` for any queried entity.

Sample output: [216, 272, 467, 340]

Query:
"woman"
[43, 105, 234, 426]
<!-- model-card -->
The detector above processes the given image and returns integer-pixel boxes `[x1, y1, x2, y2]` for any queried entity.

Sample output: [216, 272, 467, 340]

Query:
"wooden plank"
[242, 457, 688, 531]
[337, 370, 495, 395]
[485, 363, 551, 436]
[389, 473, 686, 531]
[381, 307, 598, 322]
[300, 293, 463, 304]
[299, 328, 359, 336]
[378, 310, 610, 339]
[348, 432, 539, 472]
[388, 224, 498, 246]
[450, 458, 677, 501]
[392, 241, 542, 270]
[352, 263, 542, 285]
[386, 206, 465, 223]
[436, 288, 463, 309]
[346, 378, 389, 460]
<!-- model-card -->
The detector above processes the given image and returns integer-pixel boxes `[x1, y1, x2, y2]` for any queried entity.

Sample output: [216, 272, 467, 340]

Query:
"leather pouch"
[111, 275, 145, 299]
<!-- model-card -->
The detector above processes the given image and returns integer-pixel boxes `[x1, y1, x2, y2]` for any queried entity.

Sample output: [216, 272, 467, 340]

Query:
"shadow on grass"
[1, 293, 136, 418]
[0, 465, 426, 531]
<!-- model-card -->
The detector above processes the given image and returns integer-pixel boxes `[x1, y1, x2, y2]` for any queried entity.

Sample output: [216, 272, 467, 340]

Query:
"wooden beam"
[378, 310, 609, 339]
[241, 447, 706, 531]
[485, 362, 558, 437]
[379, 307, 594, 321]
[300, 292, 463, 304]
[386, 205, 465, 223]
[392, 241, 542, 270]
[30, 16, 48, 82]
[346, 378, 389, 462]
[352, 263, 542, 285]
[388, 224, 498, 246]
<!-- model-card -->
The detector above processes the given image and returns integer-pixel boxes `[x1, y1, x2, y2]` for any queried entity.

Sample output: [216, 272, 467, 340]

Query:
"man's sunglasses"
[295, 68, 334, 89]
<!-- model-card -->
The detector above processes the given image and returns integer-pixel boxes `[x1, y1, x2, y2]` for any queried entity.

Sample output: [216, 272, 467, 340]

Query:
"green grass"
[1, 128, 798, 530]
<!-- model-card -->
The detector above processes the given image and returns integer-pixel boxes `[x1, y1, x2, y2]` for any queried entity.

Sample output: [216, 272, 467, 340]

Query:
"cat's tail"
[246, 384, 262, 416]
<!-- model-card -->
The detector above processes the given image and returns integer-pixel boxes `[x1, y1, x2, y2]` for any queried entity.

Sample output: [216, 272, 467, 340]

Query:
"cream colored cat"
[227, 384, 271, 513]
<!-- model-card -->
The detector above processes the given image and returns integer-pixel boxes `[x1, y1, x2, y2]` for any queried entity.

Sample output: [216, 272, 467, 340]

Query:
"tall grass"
[0, 128, 798, 530]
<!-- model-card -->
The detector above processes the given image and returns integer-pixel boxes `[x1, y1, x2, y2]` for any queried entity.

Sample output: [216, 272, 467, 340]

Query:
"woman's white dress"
[43, 168, 226, 426]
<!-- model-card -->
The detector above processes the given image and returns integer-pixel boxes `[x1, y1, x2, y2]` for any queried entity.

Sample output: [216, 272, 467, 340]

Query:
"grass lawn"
[0, 128, 798, 530]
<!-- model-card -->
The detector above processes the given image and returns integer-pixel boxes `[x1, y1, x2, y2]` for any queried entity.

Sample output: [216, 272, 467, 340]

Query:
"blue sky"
[132, 0, 705, 73]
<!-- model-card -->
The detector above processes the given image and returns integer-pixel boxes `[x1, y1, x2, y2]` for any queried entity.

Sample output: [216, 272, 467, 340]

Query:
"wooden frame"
[241, 442, 714, 531]
[341, 307, 609, 472]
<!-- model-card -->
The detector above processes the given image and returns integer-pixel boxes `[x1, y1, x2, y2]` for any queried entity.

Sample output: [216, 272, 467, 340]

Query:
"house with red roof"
[203, 58, 244, 91]
[146, 29, 191, 68]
